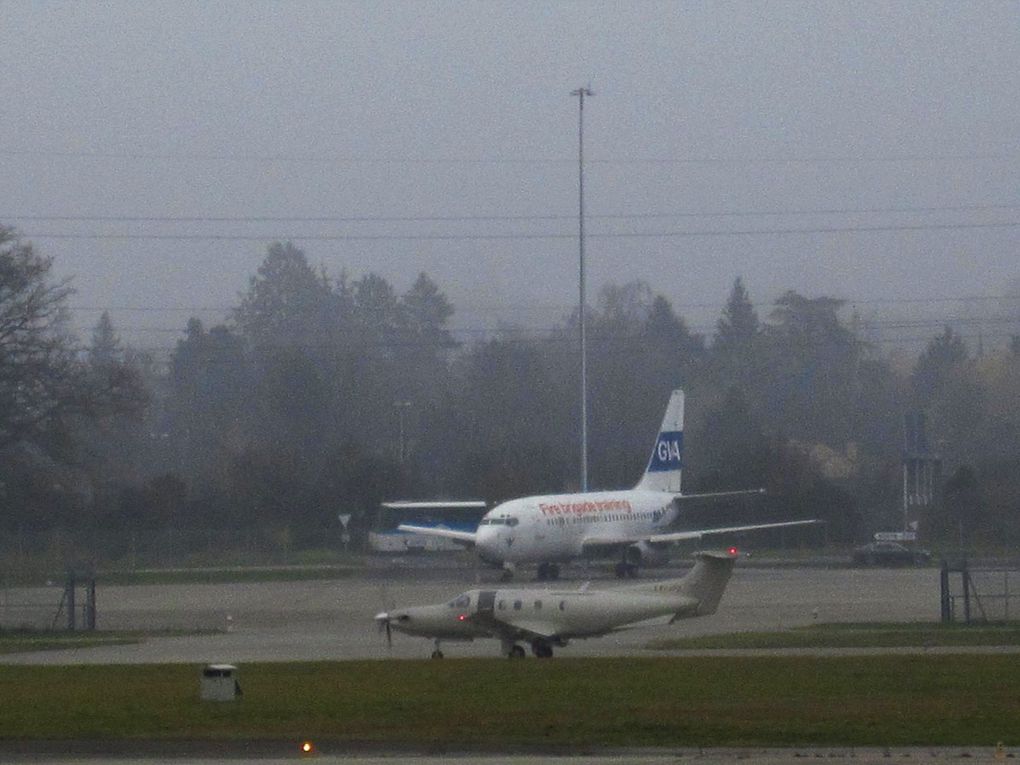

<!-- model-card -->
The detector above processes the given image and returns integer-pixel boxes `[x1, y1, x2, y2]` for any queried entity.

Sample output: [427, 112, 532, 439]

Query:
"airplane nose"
[475, 527, 502, 564]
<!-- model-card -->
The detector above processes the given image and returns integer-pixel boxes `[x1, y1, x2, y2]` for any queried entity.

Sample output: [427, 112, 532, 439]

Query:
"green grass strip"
[0, 637, 139, 655]
[1, 656, 1018, 746]
[649, 621, 1020, 650]
[97, 566, 354, 586]
[0, 630, 219, 655]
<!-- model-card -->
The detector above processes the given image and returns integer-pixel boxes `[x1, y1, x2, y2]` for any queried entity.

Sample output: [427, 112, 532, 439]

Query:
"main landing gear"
[502, 638, 554, 659]
[615, 561, 639, 578]
[430, 639, 444, 659]
[530, 639, 554, 658]
[536, 563, 560, 581]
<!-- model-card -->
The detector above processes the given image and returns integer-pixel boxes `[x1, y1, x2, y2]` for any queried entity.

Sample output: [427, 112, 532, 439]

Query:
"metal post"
[85, 578, 96, 631]
[962, 563, 972, 624]
[571, 86, 594, 492]
[940, 560, 951, 623]
[395, 401, 411, 465]
[65, 571, 76, 632]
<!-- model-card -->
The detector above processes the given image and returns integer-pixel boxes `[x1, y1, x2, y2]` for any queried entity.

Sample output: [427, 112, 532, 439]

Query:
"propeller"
[375, 584, 397, 648]
[374, 611, 393, 647]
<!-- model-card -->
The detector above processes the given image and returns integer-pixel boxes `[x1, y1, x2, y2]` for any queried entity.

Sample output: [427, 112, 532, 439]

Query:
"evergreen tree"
[88, 311, 122, 366]
[714, 276, 759, 352]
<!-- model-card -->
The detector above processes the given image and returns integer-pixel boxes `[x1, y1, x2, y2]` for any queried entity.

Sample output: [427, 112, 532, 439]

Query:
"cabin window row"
[545, 510, 659, 526]
[497, 599, 568, 611]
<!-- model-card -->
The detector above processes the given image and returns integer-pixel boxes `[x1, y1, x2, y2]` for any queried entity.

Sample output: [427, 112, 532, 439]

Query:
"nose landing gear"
[430, 639, 444, 659]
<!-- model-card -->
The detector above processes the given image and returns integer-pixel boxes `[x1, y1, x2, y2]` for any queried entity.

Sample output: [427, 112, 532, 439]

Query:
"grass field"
[648, 621, 1020, 650]
[0, 564, 355, 587]
[0, 629, 218, 655]
[0, 655, 1018, 747]
[97, 565, 354, 586]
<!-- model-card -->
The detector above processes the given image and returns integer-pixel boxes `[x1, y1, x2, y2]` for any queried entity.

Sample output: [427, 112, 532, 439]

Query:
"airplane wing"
[674, 488, 766, 502]
[646, 519, 822, 544]
[396, 523, 477, 546]
[581, 519, 822, 550]
[491, 619, 560, 639]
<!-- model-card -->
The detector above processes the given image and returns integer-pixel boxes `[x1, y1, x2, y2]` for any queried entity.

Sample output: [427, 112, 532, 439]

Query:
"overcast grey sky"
[4, 1, 1019, 351]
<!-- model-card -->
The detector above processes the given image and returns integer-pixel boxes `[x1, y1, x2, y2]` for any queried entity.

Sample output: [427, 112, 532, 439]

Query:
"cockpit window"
[506, 517, 519, 527]
[448, 594, 471, 608]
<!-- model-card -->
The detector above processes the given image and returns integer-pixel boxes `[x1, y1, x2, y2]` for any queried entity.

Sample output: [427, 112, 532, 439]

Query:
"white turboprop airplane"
[374, 549, 736, 659]
[399, 389, 818, 580]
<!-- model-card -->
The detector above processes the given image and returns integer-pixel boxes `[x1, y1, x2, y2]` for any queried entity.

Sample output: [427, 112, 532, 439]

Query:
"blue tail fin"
[635, 389, 684, 494]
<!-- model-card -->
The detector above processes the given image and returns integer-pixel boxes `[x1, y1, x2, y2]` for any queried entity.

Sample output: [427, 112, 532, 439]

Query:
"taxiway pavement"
[0, 559, 953, 664]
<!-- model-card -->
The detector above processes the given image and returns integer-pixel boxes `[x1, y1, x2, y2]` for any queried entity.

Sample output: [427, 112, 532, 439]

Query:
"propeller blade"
[375, 611, 394, 648]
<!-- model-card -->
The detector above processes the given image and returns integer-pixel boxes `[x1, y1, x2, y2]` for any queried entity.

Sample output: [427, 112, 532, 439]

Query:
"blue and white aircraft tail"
[635, 389, 685, 494]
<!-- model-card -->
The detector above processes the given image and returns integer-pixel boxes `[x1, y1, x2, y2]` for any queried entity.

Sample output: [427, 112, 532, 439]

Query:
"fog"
[4, 1, 1019, 351]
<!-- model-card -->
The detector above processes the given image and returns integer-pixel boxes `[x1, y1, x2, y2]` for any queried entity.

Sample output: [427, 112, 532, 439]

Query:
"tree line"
[2, 225, 1019, 563]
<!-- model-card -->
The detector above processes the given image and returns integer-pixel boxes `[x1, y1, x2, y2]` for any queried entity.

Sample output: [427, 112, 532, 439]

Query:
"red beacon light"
[728, 546, 739, 556]
[457, 614, 467, 621]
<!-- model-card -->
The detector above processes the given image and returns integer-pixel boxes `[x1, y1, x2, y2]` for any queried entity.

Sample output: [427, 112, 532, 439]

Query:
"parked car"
[852, 541, 931, 566]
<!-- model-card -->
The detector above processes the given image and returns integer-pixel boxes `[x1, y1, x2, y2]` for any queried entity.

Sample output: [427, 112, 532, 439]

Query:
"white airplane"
[399, 389, 818, 579]
[374, 549, 736, 659]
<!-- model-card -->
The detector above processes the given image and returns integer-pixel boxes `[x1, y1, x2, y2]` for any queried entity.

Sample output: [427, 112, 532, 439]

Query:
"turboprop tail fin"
[627, 550, 737, 617]
[635, 389, 684, 494]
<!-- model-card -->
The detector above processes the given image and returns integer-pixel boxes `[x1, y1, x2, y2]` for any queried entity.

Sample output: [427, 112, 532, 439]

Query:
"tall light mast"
[570, 86, 593, 492]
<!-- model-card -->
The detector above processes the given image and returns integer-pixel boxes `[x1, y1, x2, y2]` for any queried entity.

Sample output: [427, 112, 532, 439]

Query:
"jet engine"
[624, 540, 670, 568]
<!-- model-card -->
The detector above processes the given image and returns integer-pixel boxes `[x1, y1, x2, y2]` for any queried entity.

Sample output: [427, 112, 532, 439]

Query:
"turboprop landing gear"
[431, 639, 444, 659]
[502, 638, 526, 659]
[531, 639, 554, 658]
[499, 562, 516, 582]
[536, 563, 560, 581]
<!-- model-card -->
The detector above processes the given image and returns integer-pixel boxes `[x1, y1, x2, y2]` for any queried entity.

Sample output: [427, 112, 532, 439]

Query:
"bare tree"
[0, 227, 80, 447]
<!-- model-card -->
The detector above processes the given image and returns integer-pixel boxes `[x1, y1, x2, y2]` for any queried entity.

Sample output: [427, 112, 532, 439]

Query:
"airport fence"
[940, 560, 1020, 623]
[0, 524, 348, 576]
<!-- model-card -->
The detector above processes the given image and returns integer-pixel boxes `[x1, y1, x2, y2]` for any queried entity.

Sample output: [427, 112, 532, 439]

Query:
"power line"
[117, 326, 1020, 361]
[7, 202, 1020, 224]
[2, 148, 1015, 165]
[20, 220, 1020, 243]
[67, 293, 1020, 315]
[83, 311, 1020, 338]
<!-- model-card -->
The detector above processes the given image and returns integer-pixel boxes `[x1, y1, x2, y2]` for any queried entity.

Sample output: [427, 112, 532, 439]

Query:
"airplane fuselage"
[394, 389, 814, 578]
[474, 489, 678, 566]
[374, 550, 737, 658]
[386, 584, 697, 643]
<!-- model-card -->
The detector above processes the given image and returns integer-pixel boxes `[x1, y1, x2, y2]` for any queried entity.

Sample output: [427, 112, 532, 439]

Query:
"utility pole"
[571, 85, 593, 492]
[394, 401, 411, 464]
